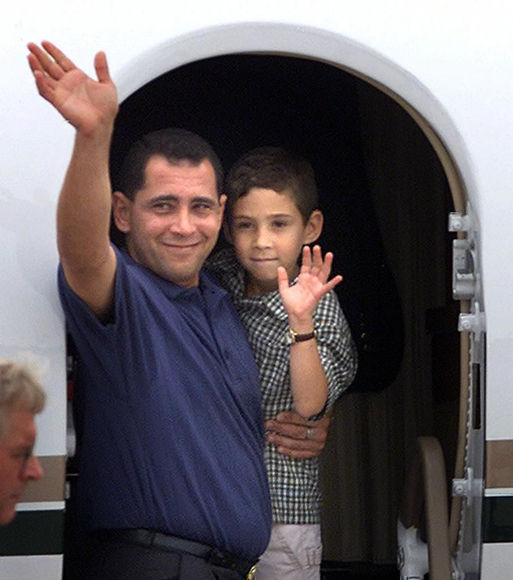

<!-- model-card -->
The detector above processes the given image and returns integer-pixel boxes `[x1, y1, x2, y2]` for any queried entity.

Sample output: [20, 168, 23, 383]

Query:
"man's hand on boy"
[266, 410, 332, 459]
[278, 245, 342, 327]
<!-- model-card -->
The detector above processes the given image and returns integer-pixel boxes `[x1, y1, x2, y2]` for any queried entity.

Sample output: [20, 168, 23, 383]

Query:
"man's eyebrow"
[192, 196, 217, 205]
[147, 194, 179, 203]
[146, 195, 217, 204]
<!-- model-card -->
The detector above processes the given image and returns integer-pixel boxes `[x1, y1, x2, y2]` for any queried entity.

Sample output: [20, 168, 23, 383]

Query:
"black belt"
[95, 528, 257, 578]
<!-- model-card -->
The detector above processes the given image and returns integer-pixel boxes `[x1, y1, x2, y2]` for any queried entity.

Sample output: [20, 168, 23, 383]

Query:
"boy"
[208, 147, 357, 579]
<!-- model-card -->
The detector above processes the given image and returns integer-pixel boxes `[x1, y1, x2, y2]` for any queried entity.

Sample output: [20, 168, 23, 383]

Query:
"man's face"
[114, 156, 226, 287]
[0, 408, 43, 525]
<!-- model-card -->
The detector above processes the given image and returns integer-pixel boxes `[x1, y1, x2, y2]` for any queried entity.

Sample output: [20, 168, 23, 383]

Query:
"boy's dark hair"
[226, 146, 319, 223]
[116, 128, 224, 200]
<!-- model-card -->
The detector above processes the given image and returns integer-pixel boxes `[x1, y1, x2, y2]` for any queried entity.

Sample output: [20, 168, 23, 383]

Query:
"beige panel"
[19, 455, 66, 502]
[486, 441, 513, 488]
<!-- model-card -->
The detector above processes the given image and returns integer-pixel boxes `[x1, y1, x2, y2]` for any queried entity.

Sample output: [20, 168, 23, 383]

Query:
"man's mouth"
[162, 241, 200, 250]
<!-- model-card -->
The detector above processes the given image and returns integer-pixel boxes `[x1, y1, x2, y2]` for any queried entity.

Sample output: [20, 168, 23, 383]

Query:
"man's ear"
[303, 209, 323, 244]
[112, 191, 132, 233]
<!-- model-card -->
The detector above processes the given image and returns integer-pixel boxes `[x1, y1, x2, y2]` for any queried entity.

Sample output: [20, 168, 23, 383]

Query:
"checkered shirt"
[207, 248, 358, 524]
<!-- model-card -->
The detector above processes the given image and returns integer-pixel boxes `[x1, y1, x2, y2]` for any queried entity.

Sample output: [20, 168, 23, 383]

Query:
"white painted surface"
[0, 555, 62, 580]
[485, 489, 513, 498]
[481, 543, 513, 578]
[1, 3, 513, 576]
[15, 502, 65, 512]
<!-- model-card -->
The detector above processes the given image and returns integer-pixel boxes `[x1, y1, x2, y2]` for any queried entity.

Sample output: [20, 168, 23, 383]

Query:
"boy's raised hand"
[27, 41, 118, 135]
[278, 245, 342, 321]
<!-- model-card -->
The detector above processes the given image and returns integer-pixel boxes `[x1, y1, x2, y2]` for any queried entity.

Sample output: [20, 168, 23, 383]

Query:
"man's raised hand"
[27, 41, 118, 135]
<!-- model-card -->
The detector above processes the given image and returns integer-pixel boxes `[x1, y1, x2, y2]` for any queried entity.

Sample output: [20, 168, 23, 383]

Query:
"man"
[27, 42, 329, 579]
[0, 361, 45, 526]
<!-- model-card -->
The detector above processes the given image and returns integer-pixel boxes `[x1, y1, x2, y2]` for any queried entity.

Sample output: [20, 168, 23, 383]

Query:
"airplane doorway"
[107, 53, 459, 573]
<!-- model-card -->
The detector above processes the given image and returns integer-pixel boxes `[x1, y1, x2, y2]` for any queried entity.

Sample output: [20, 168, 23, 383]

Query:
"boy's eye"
[234, 221, 253, 230]
[272, 220, 287, 228]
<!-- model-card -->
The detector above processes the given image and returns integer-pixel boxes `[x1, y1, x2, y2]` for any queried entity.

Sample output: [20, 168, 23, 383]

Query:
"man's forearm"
[57, 126, 114, 271]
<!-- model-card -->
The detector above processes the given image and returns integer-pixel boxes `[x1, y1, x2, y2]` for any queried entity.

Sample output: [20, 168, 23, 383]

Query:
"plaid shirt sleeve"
[312, 289, 358, 417]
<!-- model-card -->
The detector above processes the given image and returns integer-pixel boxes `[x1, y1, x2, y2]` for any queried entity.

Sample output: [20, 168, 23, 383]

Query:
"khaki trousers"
[255, 524, 322, 580]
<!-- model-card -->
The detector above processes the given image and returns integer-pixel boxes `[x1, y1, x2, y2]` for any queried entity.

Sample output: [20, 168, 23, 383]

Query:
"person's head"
[112, 128, 226, 287]
[225, 147, 323, 295]
[0, 361, 45, 525]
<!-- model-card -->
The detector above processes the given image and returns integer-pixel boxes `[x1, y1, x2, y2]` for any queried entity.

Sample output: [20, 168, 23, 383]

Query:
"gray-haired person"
[0, 360, 45, 525]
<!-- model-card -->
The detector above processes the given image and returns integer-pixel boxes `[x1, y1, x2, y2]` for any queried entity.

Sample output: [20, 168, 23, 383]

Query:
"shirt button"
[224, 350, 231, 359]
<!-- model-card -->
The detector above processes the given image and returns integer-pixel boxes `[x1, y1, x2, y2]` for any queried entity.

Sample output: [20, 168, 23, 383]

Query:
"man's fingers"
[266, 411, 332, 459]
[274, 411, 307, 422]
[27, 54, 57, 101]
[27, 41, 77, 83]
[33, 73, 57, 102]
[266, 416, 323, 442]
[267, 431, 323, 452]
[28, 46, 60, 80]
[27, 43, 59, 78]
[94, 51, 112, 84]
[266, 419, 308, 440]
[267, 410, 314, 428]
[41, 40, 76, 72]
[27, 44, 52, 74]
[27, 51, 43, 76]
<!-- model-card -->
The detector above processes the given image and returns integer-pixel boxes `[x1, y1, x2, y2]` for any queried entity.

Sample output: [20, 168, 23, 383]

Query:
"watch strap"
[287, 328, 317, 344]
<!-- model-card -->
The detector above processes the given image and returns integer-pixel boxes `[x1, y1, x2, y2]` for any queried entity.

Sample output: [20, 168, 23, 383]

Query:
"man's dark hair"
[225, 146, 319, 224]
[116, 128, 224, 199]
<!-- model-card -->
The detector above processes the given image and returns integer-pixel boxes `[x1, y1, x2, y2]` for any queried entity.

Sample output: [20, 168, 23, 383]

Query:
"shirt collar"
[117, 244, 229, 302]
[210, 248, 292, 320]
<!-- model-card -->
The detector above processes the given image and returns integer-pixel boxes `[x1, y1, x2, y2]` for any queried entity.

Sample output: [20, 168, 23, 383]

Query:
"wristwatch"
[287, 327, 317, 344]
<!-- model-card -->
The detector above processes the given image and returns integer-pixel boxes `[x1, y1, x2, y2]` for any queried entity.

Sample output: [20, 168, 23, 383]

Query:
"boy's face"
[229, 187, 321, 296]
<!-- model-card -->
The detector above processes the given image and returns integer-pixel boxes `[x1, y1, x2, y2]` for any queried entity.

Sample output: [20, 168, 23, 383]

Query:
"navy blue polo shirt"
[59, 245, 271, 560]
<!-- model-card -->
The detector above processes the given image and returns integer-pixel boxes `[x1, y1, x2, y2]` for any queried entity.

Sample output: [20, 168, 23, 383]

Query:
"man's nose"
[23, 455, 44, 481]
[171, 208, 195, 235]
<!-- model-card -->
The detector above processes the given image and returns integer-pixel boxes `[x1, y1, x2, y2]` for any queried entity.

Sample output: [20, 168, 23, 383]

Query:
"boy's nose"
[255, 228, 271, 248]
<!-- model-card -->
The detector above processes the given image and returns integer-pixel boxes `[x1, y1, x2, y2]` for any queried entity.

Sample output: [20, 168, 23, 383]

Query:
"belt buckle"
[247, 564, 257, 580]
